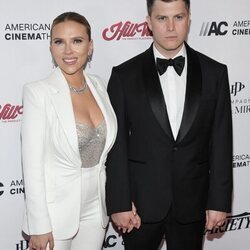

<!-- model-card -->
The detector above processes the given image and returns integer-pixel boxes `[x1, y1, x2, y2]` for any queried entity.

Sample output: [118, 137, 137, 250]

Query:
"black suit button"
[173, 147, 178, 152]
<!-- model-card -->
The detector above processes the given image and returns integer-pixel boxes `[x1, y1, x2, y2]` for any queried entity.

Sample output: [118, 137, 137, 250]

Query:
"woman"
[21, 12, 117, 250]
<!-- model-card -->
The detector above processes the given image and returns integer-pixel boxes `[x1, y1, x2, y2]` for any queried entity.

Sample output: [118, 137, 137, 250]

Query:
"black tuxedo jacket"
[106, 43, 233, 224]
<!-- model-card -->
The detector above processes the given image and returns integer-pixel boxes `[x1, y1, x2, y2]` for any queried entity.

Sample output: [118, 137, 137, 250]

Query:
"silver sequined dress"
[76, 120, 106, 168]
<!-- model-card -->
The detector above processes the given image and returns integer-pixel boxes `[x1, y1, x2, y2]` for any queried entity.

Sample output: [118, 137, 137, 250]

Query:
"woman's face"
[50, 20, 93, 77]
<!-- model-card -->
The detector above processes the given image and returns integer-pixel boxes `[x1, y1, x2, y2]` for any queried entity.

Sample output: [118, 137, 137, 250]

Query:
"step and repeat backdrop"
[0, 0, 250, 249]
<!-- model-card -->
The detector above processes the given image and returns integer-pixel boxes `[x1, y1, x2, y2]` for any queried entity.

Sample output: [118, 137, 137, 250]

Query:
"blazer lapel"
[48, 68, 80, 159]
[143, 46, 174, 140]
[85, 74, 117, 160]
[45, 68, 116, 168]
[176, 43, 202, 143]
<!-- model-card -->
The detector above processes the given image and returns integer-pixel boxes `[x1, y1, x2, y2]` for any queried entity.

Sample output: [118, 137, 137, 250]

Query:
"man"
[106, 0, 233, 249]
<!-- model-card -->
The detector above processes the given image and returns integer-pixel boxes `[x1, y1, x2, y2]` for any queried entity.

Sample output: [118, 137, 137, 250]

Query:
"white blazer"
[21, 68, 117, 239]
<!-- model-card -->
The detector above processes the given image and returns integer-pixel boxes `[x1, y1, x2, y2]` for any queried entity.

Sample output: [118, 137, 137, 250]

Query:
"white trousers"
[53, 165, 105, 250]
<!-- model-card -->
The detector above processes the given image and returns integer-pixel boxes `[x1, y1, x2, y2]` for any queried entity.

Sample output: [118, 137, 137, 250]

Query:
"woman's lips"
[63, 58, 77, 65]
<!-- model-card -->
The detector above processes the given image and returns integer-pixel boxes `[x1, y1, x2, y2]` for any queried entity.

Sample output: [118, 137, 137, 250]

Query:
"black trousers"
[123, 207, 205, 250]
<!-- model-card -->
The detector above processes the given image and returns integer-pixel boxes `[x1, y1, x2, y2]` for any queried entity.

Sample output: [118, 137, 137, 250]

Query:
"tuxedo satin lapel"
[144, 47, 174, 140]
[176, 44, 202, 143]
[48, 68, 80, 158]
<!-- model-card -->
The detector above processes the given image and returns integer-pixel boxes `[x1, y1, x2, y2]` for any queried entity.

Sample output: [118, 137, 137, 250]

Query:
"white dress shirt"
[153, 44, 187, 139]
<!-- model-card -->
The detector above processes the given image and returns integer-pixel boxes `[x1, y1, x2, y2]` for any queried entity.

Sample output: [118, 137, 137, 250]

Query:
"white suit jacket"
[21, 68, 117, 239]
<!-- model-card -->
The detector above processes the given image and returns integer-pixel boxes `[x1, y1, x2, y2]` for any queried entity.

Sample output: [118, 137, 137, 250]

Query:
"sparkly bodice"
[76, 120, 106, 168]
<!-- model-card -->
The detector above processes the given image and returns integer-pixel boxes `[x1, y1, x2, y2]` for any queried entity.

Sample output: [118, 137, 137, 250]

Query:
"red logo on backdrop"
[102, 21, 152, 41]
[0, 104, 23, 122]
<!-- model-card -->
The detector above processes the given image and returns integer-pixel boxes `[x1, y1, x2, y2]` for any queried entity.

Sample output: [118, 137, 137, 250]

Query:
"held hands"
[111, 202, 141, 233]
[29, 232, 54, 250]
[206, 210, 227, 230]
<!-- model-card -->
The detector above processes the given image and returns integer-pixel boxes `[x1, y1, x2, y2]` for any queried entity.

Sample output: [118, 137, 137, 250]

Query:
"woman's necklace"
[68, 80, 88, 94]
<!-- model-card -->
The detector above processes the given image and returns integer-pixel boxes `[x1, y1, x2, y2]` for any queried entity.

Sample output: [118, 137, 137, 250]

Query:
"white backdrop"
[0, 0, 250, 249]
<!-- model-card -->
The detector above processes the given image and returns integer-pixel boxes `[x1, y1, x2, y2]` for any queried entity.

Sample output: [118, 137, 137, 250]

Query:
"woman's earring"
[52, 58, 57, 68]
[87, 54, 92, 68]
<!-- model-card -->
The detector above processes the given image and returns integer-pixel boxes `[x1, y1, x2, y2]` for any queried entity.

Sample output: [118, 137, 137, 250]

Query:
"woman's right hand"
[29, 232, 54, 250]
[111, 202, 141, 233]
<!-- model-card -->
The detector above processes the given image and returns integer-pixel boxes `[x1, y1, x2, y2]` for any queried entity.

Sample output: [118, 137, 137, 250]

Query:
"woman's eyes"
[54, 39, 63, 45]
[53, 39, 83, 45]
[73, 39, 83, 44]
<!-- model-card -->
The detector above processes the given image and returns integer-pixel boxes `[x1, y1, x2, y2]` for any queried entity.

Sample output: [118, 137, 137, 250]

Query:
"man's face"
[147, 0, 190, 58]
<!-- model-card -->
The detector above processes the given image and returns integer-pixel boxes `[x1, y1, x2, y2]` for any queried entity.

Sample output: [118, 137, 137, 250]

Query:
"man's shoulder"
[189, 45, 226, 69]
[114, 46, 152, 72]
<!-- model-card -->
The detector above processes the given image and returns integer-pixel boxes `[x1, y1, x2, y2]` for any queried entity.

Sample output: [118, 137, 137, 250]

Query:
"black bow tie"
[156, 56, 185, 76]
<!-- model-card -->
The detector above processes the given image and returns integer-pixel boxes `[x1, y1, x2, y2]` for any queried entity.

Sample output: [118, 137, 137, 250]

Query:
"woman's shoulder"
[23, 81, 47, 98]
[23, 68, 60, 92]
[24, 79, 46, 90]
[86, 72, 108, 90]
[22, 73, 57, 102]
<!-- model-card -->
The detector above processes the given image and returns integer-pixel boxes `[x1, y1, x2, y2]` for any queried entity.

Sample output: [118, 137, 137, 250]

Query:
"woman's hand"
[29, 232, 54, 250]
[111, 202, 141, 233]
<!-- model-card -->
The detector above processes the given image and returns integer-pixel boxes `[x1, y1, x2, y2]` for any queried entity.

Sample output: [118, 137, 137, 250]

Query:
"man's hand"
[29, 232, 54, 250]
[206, 210, 227, 230]
[111, 202, 141, 233]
